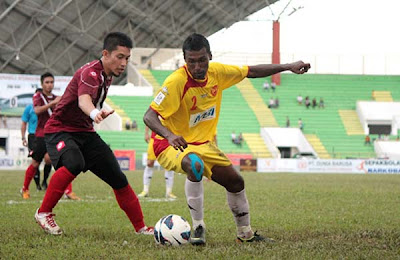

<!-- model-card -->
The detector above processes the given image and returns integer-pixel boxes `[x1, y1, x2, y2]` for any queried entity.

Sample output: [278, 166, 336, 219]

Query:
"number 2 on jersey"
[191, 96, 197, 110]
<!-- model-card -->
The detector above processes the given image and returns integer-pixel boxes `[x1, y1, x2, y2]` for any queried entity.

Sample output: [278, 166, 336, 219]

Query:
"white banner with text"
[257, 159, 400, 174]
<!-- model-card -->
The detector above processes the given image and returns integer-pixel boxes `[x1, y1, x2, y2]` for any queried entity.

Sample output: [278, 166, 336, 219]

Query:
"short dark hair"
[103, 32, 133, 52]
[40, 72, 54, 84]
[182, 33, 211, 58]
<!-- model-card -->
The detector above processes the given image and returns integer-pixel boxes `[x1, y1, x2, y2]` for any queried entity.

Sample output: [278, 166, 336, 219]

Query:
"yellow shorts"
[156, 142, 231, 179]
[147, 138, 156, 161]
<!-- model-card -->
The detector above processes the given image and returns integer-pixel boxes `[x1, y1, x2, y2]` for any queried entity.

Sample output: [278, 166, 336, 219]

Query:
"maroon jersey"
[33, 92, 57, 137]
[45, 60, 112, 133]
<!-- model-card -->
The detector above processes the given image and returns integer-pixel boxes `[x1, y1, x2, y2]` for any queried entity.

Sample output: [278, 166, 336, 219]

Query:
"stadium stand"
[250, 73, 400, 158]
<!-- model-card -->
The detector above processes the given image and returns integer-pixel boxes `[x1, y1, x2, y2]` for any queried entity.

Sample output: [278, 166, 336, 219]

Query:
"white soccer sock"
[185, 178, 204, 229]
[164, 170, 174, 194]
[227, 189, 252, 237]
[143, 166, 154, 193]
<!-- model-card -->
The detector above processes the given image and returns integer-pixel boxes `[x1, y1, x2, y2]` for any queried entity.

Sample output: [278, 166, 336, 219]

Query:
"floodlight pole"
[271, 20, 281, 85]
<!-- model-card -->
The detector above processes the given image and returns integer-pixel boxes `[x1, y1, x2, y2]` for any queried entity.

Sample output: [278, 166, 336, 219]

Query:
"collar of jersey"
[184, 65, 208, 84]
[98, 59, 112, 80]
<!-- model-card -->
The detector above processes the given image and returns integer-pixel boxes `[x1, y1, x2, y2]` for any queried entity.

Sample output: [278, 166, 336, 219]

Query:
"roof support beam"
[0, 0, 72, 71]
[0, 0, 21, 22]
[0, 39, 61, 74]
[47, 0, 121, 69]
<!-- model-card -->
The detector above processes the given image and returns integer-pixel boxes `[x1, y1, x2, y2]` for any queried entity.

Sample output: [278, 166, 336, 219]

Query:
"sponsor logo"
[154, 92, 166, 105]
[162, 86, 168, 94]
[90, 71, 97, 77]
[56, 141, 66, 151]
[189, 105, 216, 127]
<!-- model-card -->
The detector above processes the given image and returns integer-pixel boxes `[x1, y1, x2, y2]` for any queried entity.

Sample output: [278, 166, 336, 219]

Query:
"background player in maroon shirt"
[34, 32, 153, 236]
[20, 73, 79, 200]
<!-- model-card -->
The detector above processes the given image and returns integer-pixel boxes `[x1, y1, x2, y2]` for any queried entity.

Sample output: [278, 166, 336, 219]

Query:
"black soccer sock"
[43, 164, 52, 183]
[33, 169, 41, 186]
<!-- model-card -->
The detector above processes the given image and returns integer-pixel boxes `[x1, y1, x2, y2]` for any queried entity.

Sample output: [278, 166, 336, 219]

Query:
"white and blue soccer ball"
[154, 214, 191, 246]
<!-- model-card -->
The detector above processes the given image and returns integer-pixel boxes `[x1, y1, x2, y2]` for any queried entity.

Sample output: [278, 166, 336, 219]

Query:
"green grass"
[1, 171, 400, 259]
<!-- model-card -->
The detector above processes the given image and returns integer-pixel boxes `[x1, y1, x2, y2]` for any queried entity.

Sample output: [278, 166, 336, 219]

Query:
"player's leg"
[164, 170, 177, 199]
[28, 134, 41, 191]
[42, 153, 52, 190]
[85, 133, 152, 235]
[63, 182, 80, 200]
[138, 159, 155, 197]
[139, 139, 156, 197]
[33, 169, 41, 191]
[21, 137, 46, 198]
[35, 133, 83, 235]
[211, 165, 274, 243]
[21, 159, 41, 198]
[181, 152, 206, 245]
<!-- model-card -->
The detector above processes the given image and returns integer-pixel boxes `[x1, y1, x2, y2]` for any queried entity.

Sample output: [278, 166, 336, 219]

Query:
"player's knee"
[147, 160, 155, 167]
[228, 175, 244, 193]
[31, 159, 40, 168]
[109, 170, 128, 190]
[61, 150, 85, 175]
[183, 153, 204, 181]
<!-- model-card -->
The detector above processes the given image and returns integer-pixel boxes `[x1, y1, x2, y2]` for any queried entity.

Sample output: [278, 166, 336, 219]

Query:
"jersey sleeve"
[32, 93, 44, 108]
[21, 105, 30, 122]
[77, 68, 100, 97]
[216, 63, 249, 90]
[150, 73, 185, 119]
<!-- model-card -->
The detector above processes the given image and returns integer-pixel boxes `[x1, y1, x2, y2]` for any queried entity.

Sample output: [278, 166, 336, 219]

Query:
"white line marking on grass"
[6, 197, 176, 205]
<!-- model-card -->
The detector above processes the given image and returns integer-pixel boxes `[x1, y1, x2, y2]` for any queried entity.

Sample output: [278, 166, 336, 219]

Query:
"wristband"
[90, 109, 100, 121]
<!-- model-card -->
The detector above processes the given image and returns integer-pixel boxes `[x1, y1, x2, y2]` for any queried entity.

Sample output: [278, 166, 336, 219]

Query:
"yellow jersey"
[150, 62, 248, 144]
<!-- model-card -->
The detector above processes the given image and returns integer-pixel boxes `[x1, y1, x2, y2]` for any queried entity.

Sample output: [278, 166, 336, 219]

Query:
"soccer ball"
[154, 214, 191, 246]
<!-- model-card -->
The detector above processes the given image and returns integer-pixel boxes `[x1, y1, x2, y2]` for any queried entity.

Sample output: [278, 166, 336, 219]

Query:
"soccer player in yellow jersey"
[144, 33, 311, 245]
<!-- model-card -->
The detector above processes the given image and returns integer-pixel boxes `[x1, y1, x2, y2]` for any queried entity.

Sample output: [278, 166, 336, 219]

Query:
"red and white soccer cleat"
[136, 226, 154, 235]
[35, 208, 63, 235]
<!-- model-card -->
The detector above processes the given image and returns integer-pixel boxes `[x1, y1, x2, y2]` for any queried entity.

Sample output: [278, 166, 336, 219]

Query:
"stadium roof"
[0, 0, 278, 83]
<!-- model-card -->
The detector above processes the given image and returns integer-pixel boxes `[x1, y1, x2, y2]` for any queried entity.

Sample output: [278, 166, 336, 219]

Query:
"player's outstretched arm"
[247, 61, 311, 78]
[78, 94, 113, 124]
[143, 108, 187, 151]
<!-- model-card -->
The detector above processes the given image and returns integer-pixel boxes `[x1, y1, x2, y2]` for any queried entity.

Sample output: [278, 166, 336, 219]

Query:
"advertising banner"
[257, 159, 400, 174]
[239, 158, 257, 171]
[226, 153, 253, 166]
[0, 73, 71, 116]
[114, 150, 136, 171]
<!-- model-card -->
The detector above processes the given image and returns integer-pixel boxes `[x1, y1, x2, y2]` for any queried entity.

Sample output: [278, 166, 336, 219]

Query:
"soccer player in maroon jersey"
[34, 32, 153, 236]
[20, 73, 79, 200]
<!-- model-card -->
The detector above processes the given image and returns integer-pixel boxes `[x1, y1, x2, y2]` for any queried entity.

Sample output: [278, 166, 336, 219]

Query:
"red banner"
[226, 154, 253, 166]
[114, 150, 136, 171]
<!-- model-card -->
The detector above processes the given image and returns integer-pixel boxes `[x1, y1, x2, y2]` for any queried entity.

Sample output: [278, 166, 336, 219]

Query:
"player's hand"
[51, 96, 62, 106]
[167, 134, 187, 152]
[93, 109, 114, 124]
[22, 139, 27, 147]
[289, 61, 311, 74]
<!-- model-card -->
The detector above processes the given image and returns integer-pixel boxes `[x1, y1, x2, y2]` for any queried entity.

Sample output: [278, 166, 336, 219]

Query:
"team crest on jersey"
[189, 105, 216, 127]
[210, 85, 218, 97]
[154, 92, 166, 105]
[56, 141, 66, 151]
[90, 71, 97, 77]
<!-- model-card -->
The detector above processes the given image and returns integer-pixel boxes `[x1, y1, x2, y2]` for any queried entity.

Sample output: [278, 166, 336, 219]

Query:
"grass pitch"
[1, 170, 399, 259]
